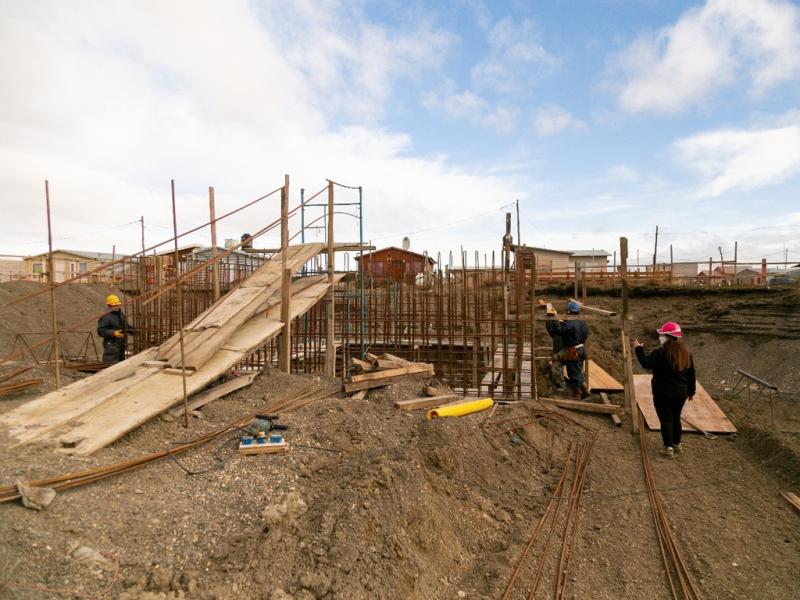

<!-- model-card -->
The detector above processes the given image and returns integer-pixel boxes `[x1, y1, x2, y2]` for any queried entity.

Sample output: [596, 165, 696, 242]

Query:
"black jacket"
[635, 345, 696, 400]
[97, 310, 131, 341]
[545, 319, 565, 353]
[558, 319, 589, 347]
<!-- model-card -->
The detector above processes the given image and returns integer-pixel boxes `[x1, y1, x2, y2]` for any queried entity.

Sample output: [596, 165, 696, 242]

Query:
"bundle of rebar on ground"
[0, 383, 335, 504]
[637, 412, 702, 600]
[500, 433, 597, 600]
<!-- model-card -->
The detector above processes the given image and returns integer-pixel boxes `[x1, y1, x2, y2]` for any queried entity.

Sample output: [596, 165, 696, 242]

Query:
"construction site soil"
[1, 282, 798, 599]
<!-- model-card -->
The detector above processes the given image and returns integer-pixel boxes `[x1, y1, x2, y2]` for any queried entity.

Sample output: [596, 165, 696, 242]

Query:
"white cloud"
[673, 112, 800, 196]
[612, 0, 800, 113]
[0, 1, 519, 259]
[532, 104, 588, 136]
[422, 84, 520, 133]
[471, 17, 560, 93]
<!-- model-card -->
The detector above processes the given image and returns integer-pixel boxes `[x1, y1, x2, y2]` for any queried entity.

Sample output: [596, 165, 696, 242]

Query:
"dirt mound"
[0, 281, 120, 399]
[206, 382, 564, 600]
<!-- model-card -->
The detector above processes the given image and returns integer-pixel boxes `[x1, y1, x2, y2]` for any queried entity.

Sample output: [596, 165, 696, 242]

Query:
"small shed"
[354, 247, 435, 283]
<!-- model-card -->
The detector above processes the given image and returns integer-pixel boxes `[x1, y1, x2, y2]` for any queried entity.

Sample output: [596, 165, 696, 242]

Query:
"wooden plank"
[587, 360, 624, 393]
[167, 372, 257, 418]
[568, 298, 617, 316]
[32, 277, 339, 455]
[350, 364, 434, 383]
[163, 367, 196, 377]
[143, 361, 169, 368]
[350, 358, 374, 372]
[781, 492, 800, 514]
[395, 394, 459, 411]
[634, 375, 736, 433]
[344, 366, 434, 393]
[426, 385, 452, 397]
[379, 353, 414, 364]
[600, 392, 622, 426]
[375, 359, 408, 370]
[350, 390, 368, 400]
[539, 397, 621, 414]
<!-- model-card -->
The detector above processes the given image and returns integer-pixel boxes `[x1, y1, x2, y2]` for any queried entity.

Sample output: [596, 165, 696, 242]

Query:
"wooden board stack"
[345, 353, 434, 395]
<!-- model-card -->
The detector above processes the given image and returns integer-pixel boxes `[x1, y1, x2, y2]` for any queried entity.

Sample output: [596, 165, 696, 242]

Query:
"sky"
[1, 0, 799, 268]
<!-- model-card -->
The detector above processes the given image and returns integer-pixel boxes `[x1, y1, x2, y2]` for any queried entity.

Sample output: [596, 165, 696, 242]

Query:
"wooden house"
[23, 249, 116, 283]
[354, 247, 435, 283]
[568, 249, 610, 270]
[515, 246, 572, 271]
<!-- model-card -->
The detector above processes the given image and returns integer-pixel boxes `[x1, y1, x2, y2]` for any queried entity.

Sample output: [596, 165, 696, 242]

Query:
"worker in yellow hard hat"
[97, 294, 133, 363]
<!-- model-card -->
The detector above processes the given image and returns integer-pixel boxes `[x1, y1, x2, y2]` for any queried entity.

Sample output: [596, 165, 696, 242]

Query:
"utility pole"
[733, 241, 738, 285]
[652, 225, 658, 267]
[515, 199, 521, 247]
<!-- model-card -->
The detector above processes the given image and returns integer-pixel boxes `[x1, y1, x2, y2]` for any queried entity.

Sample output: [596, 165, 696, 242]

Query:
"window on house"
[79, 262, 88, 273]
[32, 262, 43, 274]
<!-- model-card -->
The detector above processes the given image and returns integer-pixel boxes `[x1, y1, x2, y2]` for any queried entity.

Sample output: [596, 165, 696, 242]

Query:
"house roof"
[354, 246, 436, 264]
[568, 249, 611, 257]
[517, 246, 573, 255]
[27, 249, 116, 262]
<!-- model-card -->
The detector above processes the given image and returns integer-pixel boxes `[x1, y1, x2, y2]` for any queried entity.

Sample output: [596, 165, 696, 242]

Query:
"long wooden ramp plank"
[55, 275, 342, 455]
[634, 374, 736, 433]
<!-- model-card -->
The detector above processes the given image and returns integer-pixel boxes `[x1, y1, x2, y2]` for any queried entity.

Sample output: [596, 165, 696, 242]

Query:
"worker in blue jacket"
[557, 301, 590, 398]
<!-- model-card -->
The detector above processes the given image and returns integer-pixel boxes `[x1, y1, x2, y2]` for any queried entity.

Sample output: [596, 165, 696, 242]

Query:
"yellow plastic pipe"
[427, 397, 493, 420]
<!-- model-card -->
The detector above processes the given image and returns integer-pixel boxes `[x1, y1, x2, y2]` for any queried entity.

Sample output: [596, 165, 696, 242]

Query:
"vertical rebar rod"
[45, 180, 61, 389]
[171, 180, 190, 429]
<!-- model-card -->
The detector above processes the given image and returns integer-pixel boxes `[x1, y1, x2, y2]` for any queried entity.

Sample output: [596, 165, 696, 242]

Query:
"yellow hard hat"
[106, 294, 121, 306]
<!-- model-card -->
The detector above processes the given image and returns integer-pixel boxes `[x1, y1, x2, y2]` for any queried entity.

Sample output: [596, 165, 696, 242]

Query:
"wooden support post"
[652, 225, 658, 267]
[45, 180, 61, 389]
[733, 241, 738, 285]
[581, 266, 587, 301]
[171, 180, 190, 429]
[573, 262, 579, 299]
[669, 244, 674, 285]
[761, 258, 767, 286]
[619, 237, 638, 433]
[325, 180, 335, 377]
[279, 175, 291, 373]
[208, 186, 221, 302]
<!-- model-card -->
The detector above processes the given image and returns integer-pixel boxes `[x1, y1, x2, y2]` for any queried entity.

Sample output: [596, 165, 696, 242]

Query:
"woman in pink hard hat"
[633, 322, 696, 459]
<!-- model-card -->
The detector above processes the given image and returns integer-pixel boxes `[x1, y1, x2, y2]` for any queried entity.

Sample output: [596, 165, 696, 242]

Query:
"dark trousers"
[563, 359, 585, 389]
[654, 395, 687, 447]
[102, 338, 125, 363]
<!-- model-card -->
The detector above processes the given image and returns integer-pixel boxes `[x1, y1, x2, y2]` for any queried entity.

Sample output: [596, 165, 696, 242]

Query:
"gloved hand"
[113, 330, 124, 338]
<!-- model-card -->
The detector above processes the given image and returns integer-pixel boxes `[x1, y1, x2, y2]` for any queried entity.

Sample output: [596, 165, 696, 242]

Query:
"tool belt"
[559, 344, 584, 361]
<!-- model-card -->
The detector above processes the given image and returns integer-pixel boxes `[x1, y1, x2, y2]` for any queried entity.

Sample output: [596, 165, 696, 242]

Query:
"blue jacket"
[558, 319, 589, 347]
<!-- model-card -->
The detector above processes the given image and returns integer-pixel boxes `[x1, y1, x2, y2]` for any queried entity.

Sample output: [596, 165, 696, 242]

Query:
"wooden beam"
[350, 357, 374, 372]
[279, 176, 290, 373]
[344, 364, 434, 392]
[350, 363, 434, 383]
[325, 181, 335, 377]
[168, 372, 257, 418]
[350, 389, 368, 400]
[538, 397, 621, 414]
[781, 492, 800, 514]
[568, 298, 616, 316]
[394, 395, 459, 411]
[600, 392, 622, 426]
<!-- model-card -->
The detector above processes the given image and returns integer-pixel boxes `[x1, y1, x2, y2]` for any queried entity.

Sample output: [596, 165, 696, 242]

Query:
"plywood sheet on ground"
[634, 374, 736, 433]
[587, 360, 623, 393]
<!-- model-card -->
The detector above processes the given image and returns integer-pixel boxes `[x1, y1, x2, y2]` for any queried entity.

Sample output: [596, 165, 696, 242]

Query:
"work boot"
[663, 446, 675, 459]
[580, 383, 590, 400]
[673, 443, 683, 454]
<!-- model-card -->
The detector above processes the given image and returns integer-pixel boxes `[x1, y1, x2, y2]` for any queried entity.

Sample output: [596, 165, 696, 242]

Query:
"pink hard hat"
[657, 321, 682, 338]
